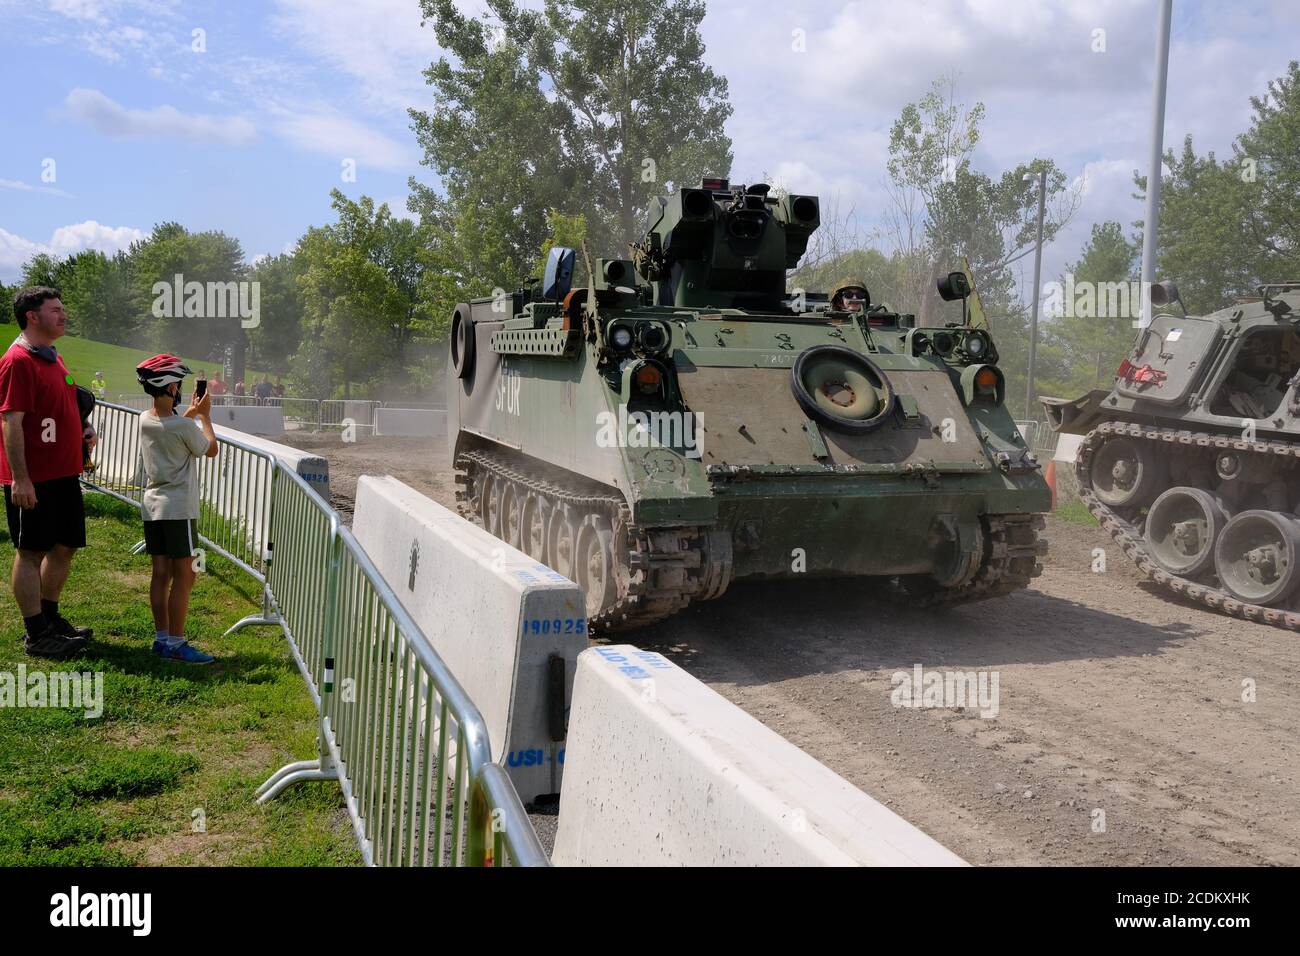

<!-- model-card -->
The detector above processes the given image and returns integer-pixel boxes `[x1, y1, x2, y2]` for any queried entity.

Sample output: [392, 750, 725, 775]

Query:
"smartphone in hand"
[196, 379, 207, 399]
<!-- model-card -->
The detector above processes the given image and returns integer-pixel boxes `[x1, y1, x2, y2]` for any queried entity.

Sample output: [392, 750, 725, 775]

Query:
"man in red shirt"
[1, 287, 97, 659]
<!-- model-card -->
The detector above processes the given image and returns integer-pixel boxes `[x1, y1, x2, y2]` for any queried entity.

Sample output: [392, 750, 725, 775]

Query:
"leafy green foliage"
[1135, 61, 1300, 315]
[1038, 221, 1140, 398]
[291, 191, 430, 399]
[410, 0, 732, 312]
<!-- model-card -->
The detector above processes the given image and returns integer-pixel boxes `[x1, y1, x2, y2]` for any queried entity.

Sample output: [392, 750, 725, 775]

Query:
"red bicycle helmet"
[136, 354, 192, 389]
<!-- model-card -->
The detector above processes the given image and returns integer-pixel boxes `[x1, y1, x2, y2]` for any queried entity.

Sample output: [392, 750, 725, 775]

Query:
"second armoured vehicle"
[448, 178, 1049, 629]
[1044, 281, 1300, 629]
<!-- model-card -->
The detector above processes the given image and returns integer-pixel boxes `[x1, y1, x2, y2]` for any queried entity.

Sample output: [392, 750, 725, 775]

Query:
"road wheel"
[499, 481, 522, 549]
[1214, 510, 1300, 606]
[476, 472, 496, 533]
[1090, 435, 1165, 508]
[1144, 486, 1226, 577]
[547, 505, 579, 581]
[520, 492, 549, 562]
[576, 513, 618, 618]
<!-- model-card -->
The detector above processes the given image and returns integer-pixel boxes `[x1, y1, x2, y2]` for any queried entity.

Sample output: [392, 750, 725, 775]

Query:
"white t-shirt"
[139, 411, 210, 520]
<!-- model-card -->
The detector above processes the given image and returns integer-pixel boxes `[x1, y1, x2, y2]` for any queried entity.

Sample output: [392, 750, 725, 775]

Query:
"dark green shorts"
[143, 519, 198, 560]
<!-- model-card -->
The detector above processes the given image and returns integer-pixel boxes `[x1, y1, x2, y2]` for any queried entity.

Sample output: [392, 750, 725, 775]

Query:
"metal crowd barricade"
[266, 397, 320, 432]
[82, 401, 547, 867]
[320, 399, 380, 434]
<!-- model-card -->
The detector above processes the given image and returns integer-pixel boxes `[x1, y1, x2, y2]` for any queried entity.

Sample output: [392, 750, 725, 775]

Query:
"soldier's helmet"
[830, 278, 869, 311]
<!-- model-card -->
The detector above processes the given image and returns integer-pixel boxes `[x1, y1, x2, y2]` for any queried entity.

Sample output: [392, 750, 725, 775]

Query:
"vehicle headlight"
[609, 325, 634, 350]
[963, 332, 987, 359]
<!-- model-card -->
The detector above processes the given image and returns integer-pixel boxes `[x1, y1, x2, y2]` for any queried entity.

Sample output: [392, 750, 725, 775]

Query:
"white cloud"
[64, 87, 257, 145]
[0, 221, 145, 280]
[699, 0, 1300, 308]
[48, 0, 111, 22]
[0, 179, 74, 199]
[269, 0, 443, 113]
[276, 112, 417, 172]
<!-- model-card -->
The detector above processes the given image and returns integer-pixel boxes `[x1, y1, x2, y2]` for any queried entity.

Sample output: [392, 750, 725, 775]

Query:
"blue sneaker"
[155, 641, 214, 664]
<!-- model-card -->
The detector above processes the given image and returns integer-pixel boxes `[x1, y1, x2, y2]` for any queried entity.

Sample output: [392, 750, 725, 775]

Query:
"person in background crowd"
[0, 287, 96, 660]
[253, 377, 273, 404]
[135, 354, 219, 664]
[233, 380, 245, 397]
[91, 370, 107, 398]
[272, 377, 285, 399]
[209, 373, 226, 397]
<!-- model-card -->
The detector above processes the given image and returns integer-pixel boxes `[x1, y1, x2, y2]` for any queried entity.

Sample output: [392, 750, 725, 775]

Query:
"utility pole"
[1024, 167, 1047, 420]
[1139, 0, 1174, 328]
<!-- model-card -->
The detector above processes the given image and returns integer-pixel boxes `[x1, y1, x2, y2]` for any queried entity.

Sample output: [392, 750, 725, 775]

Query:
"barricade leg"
[256, 718, 338, 804]
[224, 586, 281, 636]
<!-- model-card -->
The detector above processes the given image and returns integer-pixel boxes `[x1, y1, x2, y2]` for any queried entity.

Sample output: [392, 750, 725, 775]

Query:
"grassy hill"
[47, 335, 264, 401]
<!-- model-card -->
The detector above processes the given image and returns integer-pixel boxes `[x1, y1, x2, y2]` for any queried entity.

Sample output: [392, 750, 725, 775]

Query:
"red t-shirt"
[0, 342, 83, 484]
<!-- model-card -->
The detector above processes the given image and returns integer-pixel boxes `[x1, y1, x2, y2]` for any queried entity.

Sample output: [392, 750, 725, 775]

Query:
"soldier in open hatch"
[830, 278, 869, 313]
[136, 354, 219, 663]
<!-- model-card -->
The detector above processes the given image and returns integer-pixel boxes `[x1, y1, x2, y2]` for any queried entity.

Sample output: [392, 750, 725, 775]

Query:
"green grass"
[53, 335, 267, 402]
[1054, 497, 1101, 526]
[0, 493, 361, 866]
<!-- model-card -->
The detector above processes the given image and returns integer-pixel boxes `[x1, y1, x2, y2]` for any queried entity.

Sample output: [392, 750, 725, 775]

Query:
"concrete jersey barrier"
[553, 645, 969, 867]
[374, 407, 446, 438]
[351, 475, 587, 804]
[208, 404, 285, 437]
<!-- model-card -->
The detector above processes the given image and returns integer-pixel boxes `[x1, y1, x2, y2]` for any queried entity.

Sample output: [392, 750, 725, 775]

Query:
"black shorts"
[143, 518, 199, 560]
[4, 475, 86, 552]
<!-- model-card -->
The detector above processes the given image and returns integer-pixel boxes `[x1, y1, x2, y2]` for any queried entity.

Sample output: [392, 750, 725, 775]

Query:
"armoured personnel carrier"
[448, 178, 1049, 629]
[1044, 281, 1300, 628]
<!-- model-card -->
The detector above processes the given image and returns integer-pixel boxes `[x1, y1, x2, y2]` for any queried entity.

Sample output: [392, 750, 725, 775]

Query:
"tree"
[58, 250, 142, 343]
[1038, 221, 1140, 398]
[247, 252, 306, 373]
[1135, 137, 1261, 315]
[885, 77, 1080, 327]
[874, 76, 1080, 416]
[1133, 62, 1300, 315]
[0, 281, 17, 324]
[129, 222, 249, 359]
[1235, 60, 1300, 273]
[409, 0, 733, 314]
[291, 191, 429, 399]
[20, 253, 76, 292]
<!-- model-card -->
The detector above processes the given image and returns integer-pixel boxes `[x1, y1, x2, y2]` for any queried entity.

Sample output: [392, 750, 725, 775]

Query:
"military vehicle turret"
[1044, 281, 1300, 628]
[448, 178, 1049, 630]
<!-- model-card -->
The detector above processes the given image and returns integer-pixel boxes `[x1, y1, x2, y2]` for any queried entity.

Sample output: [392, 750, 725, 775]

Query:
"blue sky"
[2, 0, 1299, 304]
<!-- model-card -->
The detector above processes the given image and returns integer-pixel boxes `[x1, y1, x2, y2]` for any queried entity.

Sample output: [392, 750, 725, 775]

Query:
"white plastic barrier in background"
[351, 475, 587, 805]
[208, 404, 285, 436]
[1053, 432, 1086, 464]
[553, 645, 969, 867]
[374, 407, 446, 438]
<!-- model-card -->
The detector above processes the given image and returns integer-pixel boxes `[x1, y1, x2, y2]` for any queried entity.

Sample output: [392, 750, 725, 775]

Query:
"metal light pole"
[1025, 167, 1047, 420]
[1139, 0, 1174, 328]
